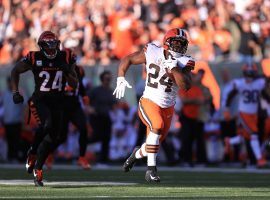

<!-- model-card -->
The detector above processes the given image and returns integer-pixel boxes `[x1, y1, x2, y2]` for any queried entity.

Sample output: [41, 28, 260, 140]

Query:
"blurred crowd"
[1, 0, 270, 65]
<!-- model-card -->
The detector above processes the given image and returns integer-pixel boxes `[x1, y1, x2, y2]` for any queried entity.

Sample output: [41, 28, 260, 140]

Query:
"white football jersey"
[142, 43, 193, 108]
[231, 78, 265, 114]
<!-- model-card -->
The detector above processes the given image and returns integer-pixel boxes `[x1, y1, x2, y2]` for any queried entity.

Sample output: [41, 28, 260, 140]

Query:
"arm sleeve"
[21, 52, 34, 68]
[64, 48, 77, 65]
[77, 67, 86, 97]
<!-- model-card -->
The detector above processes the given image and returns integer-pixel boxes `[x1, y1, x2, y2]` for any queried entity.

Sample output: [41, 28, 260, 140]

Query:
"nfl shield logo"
[36, 60, 42, 66]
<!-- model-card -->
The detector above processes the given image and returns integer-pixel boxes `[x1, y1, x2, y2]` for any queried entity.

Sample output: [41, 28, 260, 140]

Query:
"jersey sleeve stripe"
[186, 60, 195, 66]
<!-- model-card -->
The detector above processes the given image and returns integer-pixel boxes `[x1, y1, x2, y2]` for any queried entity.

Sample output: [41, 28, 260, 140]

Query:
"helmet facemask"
[243, 69, 257, 79]
[38, 40, 60, 59]
[166, 37, 188, 58]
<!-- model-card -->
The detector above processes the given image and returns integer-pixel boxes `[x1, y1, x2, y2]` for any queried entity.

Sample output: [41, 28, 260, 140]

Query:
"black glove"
[13, 91, 24, 104]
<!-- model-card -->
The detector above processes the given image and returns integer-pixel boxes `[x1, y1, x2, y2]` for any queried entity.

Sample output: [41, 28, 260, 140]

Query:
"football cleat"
[123, 146, 140, 172]
[145, 169, 161, 183]
[26, 152, 37, 174]
[33, 169, 44, 187]
[77, 156, 91, 170]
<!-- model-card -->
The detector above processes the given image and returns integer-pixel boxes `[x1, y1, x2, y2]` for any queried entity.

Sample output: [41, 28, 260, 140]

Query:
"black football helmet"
[38, 31, 60, 59]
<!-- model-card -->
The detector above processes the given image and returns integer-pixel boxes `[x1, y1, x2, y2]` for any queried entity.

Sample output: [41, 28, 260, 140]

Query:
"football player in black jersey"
[11, 31, 78, 186]
[58, 65, 91, 169]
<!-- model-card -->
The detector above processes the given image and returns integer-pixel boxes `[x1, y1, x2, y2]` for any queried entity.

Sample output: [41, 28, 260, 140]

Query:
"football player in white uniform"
[223, 64, 267, 167]
[113, 28, 195, 182]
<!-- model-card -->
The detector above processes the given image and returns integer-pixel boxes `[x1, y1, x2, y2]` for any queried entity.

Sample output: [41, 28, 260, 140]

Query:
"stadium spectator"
[238, 21, 260, 63]
[179, 72, 207, 166]
[1, 77, 24, 162]
[88, 70, 116, 163]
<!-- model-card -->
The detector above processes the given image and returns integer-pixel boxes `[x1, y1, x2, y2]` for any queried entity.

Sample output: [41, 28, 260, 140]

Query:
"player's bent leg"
[138, 98, 167, 182]
[223, 135, 243, 156]
[250, 134, 267, 168]
[26, 101, 50, 174]
[33, 134, 55, 186]
[123, 146, 141, 172]
[33, 169, 43, 187]
[26, 148, 37, 174]
[145, 166, 160, 183]
[145, 129, 161, 183]
[71, 108, 91, 170]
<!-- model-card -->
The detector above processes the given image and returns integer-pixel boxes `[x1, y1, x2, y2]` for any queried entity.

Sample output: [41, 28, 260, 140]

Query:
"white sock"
[135, 143, 147, 159]
[250, 134, 262, 160]
[146, 131, 160, 166]
[229, 135, 242, 145]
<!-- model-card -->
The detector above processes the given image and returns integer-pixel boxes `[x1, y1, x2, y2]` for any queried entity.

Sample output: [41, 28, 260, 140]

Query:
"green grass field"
[0, 167, 270, 199]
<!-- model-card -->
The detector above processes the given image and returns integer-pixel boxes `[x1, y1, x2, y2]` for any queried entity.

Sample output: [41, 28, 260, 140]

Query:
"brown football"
[165, 68, 176, 83]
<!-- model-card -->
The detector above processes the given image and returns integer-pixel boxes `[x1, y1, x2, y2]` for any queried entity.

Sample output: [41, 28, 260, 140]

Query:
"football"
[165, 68, 176, 83]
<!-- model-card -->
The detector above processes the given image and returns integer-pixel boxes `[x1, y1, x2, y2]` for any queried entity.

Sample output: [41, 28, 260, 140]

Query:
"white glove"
[113, 77, 132, 99]
[162, 55, 178, 71]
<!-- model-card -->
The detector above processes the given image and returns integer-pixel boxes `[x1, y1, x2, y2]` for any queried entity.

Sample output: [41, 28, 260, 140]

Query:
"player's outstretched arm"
[117, 50, 146, 77]
[11, 60, 31, 104]
[114, 50, 146, 99]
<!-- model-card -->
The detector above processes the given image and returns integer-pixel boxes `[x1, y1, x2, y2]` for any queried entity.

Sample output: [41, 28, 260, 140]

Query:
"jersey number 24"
[147, 64, 173, 92]
[39, 71, 63, 92]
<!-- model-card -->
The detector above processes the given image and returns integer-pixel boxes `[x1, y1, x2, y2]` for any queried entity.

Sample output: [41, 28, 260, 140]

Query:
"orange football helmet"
[163, 28, 189, 55]
[242, 63, 258, 78]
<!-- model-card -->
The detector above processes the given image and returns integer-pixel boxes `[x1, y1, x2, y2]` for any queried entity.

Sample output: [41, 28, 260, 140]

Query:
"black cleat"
[33, 169, 44, 187]
[123, 146, 140, 172]
[145, 169, 161, 183]
[26, 149, 36, 174]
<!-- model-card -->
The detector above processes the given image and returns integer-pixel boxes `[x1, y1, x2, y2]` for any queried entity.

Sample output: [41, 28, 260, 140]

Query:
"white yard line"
[0, 180, 136, 186]
[0, 197, 177, 199]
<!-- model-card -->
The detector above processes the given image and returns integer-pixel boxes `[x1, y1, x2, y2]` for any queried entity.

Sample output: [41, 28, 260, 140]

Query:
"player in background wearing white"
[113, 28, 195, 182]
[260, 78, 270, 153]
[222, 63, 268, 167]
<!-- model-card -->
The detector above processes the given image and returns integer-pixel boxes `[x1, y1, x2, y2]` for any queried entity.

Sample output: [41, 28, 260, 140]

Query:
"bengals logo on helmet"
[38, 31, 60, 59]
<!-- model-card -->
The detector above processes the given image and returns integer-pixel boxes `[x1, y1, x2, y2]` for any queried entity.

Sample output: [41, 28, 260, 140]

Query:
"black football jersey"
[64, 66, 86, 97]
[22, 49, 76, 98]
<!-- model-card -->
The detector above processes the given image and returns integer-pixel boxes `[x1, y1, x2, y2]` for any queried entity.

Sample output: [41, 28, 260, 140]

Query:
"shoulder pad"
[22, 51, 38, 65]
[177, 55, 195, 69]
